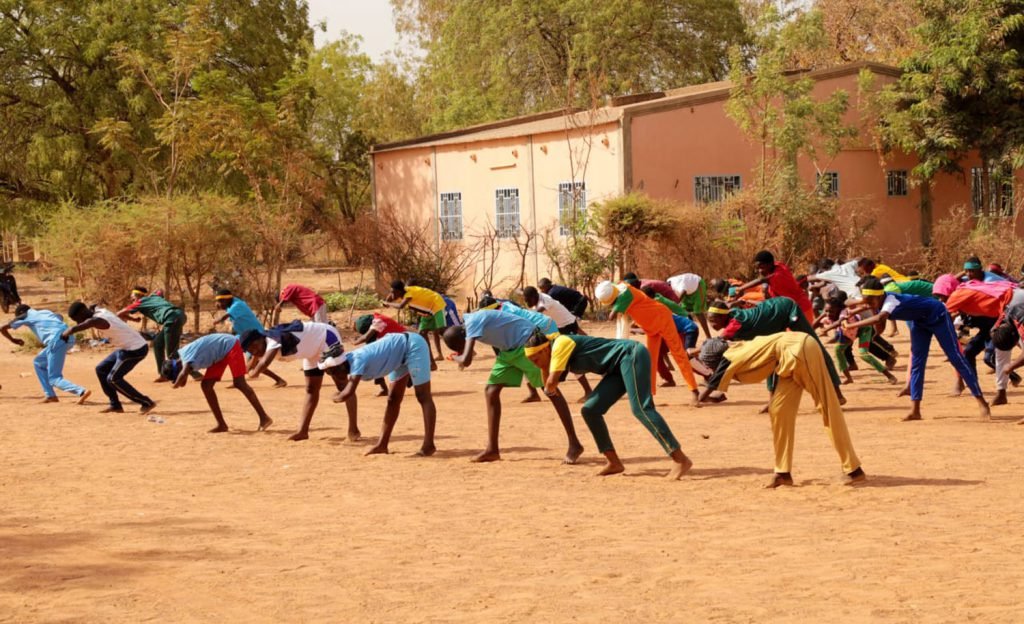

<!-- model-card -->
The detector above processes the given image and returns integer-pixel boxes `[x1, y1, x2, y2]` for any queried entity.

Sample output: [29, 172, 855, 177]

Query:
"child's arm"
[844, 310, 889, 330]
[212, 313, 231, 326]
[173, 363, 193, 388]
[333, 377, 361, 403]
[250, 349, 279, 378]
[383, 296, 411, 310]
[734, 276, 766, 293]
[451, 337, 477, 368]
[0, 323, 23, 346]
[353, 329, 378, 345]
[62, 317, 109, 340]
[543, 370, 561, 397]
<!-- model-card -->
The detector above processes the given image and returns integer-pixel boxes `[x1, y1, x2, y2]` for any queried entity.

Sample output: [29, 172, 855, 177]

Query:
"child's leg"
[366, 376, 407, 455]
[857, 327, 891, 378]
[44, 339, 86, 397]
[233, 376, 273, 430]
[290, 371, 324, 441]
[200, 379, 229, 433]
[414, 381, 437, 456]
[834, 343, 849, 373]
[656, 342, 675, 386]
[328, 367, 360, 439]
[96, 352, 121, 410]
[33, 349, 56, 398]
[579, 373, 627, 476]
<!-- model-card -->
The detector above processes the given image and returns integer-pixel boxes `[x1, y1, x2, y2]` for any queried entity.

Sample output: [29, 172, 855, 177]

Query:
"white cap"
[595, 280, 617, 304]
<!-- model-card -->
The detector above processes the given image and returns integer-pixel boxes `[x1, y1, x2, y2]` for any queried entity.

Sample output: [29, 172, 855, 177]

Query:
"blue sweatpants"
[34, 336, 86, 399]
[908, 313, 983, 401]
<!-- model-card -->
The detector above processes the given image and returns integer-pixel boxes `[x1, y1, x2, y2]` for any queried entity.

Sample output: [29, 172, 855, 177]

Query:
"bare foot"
[140, 402, 157, 415]
[521, 394, 542, 403]
[347, 429, 362, 442]
[208, 424, 229, 433]
[430, 361, 438, 372]
[471, 449, 501, 463]
[258, 417, 273, 431]
[576, 393, 591, 404]
[273, 380, 288, 388]
[992, 391, 1008, 406]
[598, 459, 625, 476]
[885, 374, 900, 385]
[153, 376, 170, 383]
[76, 390, 91, 405]
[564, 443, 584, 465]
[706, 393, 727, 403]
[901, 412, 922, 421]
[1016, 417, 1024, 425]
[659, 379, 676, 388]
[978, 400, 991, 419]
[376, 389, 387, 397]
[288, 431, 309, 441]
[897, 386, 910, 397]
[667, 454, 693, 480]
[765, 473, 794, 488]
[758, 403, 770, 414]
[837, 390, 847, 406]
[41, 397, 58, 404]
[416, 444, 436, 457]
[100, 406, 124, 414]
[365, 444, 388, 455]
[843, 467, 867, 486]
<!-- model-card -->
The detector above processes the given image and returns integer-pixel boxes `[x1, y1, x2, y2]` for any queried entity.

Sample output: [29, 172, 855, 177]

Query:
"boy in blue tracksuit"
[1, 304, 90, 403]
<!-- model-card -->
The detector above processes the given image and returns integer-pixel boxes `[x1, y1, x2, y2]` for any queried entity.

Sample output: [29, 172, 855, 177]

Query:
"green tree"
[392, 0, 749, 130]
[876, 0, 1024, 243]
[590, 192, 677, 275]
[725, 5, 860, 260]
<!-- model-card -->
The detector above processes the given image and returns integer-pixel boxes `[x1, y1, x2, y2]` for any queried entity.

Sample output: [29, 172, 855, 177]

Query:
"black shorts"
[570, 299, 589, 319]
[558, 322, 581, 335]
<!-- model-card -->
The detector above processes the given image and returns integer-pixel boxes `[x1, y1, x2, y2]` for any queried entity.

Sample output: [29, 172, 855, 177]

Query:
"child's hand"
[10, 337, 24, 346]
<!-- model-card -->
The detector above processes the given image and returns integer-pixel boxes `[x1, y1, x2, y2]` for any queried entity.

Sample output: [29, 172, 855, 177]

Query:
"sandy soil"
[1, 270, 1023, 623]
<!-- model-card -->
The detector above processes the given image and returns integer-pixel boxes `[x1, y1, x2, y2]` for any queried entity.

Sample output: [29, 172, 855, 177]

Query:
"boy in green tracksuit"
[118, 287, 187, 382]
[524, 332, 693, 480]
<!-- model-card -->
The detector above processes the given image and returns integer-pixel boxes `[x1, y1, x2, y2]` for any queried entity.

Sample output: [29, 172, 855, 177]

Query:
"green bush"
[323, 290, 380, 312]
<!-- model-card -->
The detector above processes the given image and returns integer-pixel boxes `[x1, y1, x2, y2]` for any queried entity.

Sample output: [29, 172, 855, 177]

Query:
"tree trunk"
[920, 178, 933, 247]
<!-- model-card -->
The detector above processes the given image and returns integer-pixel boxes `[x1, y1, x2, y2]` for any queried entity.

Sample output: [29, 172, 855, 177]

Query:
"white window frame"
[886, 170, 908, 197]
[558, 181, 586, 236]
[439, 192, 463, 241]
[693, 175, 741, 204]
[495, 188, 520, 239]
[816, 171, 839, 198]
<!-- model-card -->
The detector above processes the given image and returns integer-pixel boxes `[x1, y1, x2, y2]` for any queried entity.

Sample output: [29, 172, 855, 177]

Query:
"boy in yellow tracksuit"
[698, 332, 866, 488]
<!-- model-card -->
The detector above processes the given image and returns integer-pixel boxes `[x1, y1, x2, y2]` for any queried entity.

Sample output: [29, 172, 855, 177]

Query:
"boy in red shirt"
[275, 284, 328, 323]
[734, 250, 814, 322]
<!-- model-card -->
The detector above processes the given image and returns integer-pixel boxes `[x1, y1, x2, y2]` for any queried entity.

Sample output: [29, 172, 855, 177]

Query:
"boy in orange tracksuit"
[595, 280, 709, 399]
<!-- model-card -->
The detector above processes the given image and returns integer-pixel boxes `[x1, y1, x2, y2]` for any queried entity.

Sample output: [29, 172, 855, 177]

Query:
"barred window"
[816, 171, 839, 198]
[439, 192, 463, 241]
[971, 167, 1014, 217]
[558, 181, 586, 236]
[886, 170, 908, 197]
[694, 175, 741, 204]
[495, 188, 520, 238]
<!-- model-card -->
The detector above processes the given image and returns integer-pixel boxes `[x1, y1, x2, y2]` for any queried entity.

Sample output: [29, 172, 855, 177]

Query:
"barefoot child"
[707, 297, 845, 401]
[162, 334, 272, 433]
[524, 331, 694, 479]
[819, 298, 899, 385]
[595, 280, 707, 399]
[242, 321, 358, 441]
[354, 312, 409, 395]
[442, 309, 584, 464]
[63, 302, 156, 414]
[332, 332, 437, 456]
[1, 304, 90, 404]
[212, 289, 287, 388]
[274, 283, 329, 323]
[845, 277, 990, 421]
[385, 280, 447, 365]
[117, 287, 186, 382]
[697, 332, 866, 488]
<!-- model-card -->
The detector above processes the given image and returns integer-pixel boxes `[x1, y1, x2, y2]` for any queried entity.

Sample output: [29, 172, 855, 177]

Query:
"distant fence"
[0, 233, 38, 263]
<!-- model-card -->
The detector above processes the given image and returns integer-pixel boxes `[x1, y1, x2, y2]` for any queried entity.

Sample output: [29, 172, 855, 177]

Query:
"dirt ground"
[1, 269, 1023, 623]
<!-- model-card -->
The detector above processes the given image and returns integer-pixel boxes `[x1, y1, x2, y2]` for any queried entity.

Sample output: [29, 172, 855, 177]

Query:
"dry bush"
[354, 208, 477, 295]
[909, 205, 1024, 277]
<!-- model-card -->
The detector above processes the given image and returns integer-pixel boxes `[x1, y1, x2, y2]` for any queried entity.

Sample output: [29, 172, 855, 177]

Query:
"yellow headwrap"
[214, 294, 233, 301]
[523, 332, 559, 357]
[860, 288, 885, 297]
[131, 289, 147, 297]
[707, 306, 730, 315]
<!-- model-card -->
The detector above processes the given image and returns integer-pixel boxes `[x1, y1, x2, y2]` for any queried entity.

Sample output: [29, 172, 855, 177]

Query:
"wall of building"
[372, 121, 623, 299]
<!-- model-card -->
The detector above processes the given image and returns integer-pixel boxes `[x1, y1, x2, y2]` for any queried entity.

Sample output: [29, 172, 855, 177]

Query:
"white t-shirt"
[667, 273, 702, 297]
[95, 308, 148, 351]
[536, 292, 577, 328]
[880, 295, 901, 315]
[812, 260, 861, 298]
[267, 321, 340, 371]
